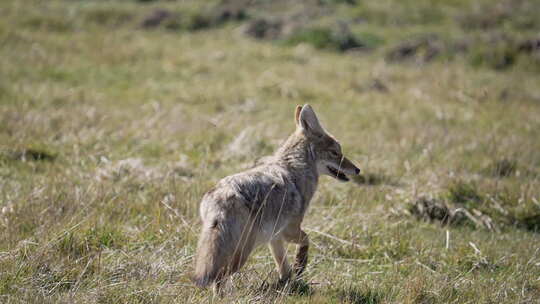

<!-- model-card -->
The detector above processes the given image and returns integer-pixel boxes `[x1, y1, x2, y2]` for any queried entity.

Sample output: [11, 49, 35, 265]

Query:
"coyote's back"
[192, 163, 305, 287]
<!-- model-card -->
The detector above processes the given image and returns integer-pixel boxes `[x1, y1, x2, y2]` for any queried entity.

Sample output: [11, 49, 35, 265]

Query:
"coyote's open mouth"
[327, 166, 349, 182]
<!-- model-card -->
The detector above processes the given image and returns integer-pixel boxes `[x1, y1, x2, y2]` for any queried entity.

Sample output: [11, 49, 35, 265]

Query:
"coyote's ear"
[295, 105, 302, 126]
[299, 104, 324, 137]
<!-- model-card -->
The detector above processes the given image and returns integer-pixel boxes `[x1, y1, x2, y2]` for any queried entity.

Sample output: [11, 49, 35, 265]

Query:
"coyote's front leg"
[269, 238, 292, 282]
[283, 227, 309, 277]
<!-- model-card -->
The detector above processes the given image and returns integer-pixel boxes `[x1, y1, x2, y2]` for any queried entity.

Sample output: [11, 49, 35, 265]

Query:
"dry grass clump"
[409, 196, 497, 232]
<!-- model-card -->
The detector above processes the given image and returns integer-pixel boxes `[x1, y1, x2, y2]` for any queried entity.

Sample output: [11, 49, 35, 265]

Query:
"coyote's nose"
[355, 168, 361, 175]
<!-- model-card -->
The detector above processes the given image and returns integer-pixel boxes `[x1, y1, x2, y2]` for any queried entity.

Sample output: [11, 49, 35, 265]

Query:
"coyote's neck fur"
[274, 130, 319, 206]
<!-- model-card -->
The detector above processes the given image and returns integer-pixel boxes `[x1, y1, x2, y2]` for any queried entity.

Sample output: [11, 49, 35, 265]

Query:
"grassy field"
[1, 0, 540, 303]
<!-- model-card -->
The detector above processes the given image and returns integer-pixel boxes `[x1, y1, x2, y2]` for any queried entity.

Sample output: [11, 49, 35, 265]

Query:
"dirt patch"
[208, 0, 249, 24]
[243, 15, 311, 42]
[140, 9, 174, 29]
[140, 1, 248, 31]
[243, 18, 284, 40]
[385, 34, 442, 63]
[518, 38, 540, 54]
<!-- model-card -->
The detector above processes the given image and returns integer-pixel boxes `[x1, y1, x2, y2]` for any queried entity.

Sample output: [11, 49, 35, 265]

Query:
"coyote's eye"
[330, 150, 340, 157]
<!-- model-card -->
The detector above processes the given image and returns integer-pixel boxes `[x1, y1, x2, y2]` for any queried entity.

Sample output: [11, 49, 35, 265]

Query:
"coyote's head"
[295, 104, 361, 182]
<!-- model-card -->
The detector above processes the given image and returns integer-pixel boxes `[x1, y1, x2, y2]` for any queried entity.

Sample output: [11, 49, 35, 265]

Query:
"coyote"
[192, 104, 360, 292]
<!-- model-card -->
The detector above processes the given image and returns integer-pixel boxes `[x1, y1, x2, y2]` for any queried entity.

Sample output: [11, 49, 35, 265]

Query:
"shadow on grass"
[1, 148, 57, 162]
[481, 158, 538, 179]
[482, 158, 517, 178]
[257, 278, 313, 297]
[257, 279, 383, 303]
[337, 286, 383, 304]
[516, 214, 540, 233]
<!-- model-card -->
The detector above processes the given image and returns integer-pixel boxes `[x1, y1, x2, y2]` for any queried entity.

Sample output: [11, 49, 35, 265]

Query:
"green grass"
[1, 0, 540, 303]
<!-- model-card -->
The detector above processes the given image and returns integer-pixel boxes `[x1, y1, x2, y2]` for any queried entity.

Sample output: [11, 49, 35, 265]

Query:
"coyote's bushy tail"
[192, 219, 240, 288]
[192, 226, 225, 287]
